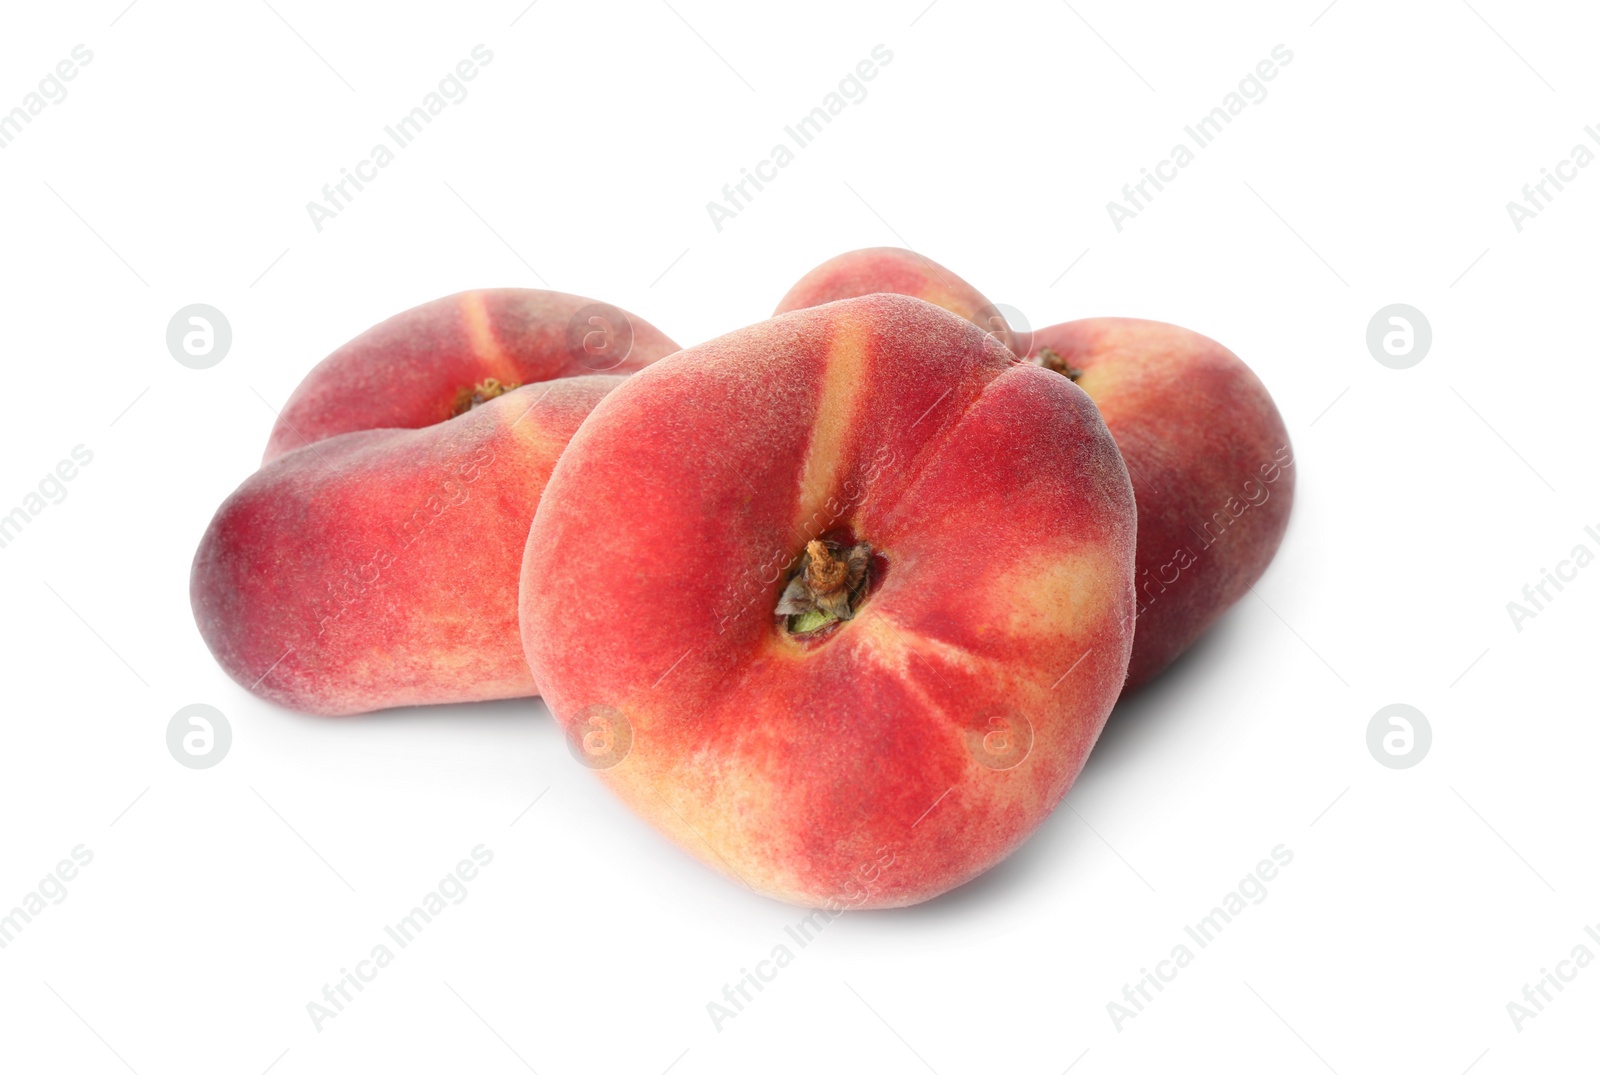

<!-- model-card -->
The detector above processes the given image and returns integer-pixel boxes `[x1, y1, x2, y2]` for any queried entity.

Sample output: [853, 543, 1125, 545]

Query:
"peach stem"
[777, 538, 874, 634]
[451, 377, 521, 417]
[1035, 347, 1083, 382]
[804, 540, 850, 597]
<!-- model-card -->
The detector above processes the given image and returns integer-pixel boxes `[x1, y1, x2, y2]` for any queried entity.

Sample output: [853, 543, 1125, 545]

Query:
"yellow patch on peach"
[604, 721, 798, 897]
[1069, 364, 1115, 401]
[793, 322, 869, 534]
[760, 604, 999, 688]
[459, 291, 521, 383]
[500, 401, 571, 470]
[992, 546, 1125, 640]
[850, 610, 985, 681]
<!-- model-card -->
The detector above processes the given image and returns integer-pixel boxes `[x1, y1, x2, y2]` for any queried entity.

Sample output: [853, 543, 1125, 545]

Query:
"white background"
[1, 1, 1596, 1072]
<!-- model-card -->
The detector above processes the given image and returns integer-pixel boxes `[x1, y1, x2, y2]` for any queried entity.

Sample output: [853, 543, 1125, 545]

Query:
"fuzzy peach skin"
[1027, 319, 1293, 690]
[774, 251, 1295, 692]
[194, 376, 623, 716]
[519, 295, 1136, 908]
[263, 289, 679, 463]
[774, 247, 1018, 354]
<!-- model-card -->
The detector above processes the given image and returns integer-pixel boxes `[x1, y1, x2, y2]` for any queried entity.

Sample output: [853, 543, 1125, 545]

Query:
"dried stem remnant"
[1034, 347, 1083, 382]
[451, 377, 521, 417]
[776, 539, 873, 634]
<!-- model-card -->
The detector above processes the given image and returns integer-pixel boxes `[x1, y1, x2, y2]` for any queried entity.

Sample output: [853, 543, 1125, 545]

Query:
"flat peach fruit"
[519, 295, 1136, 908]
[263, 289, 679, 462]
[774, 247, 1018, 354]
[194, 376, 628, 716]
[775, 249, 1295, 692]
[1028, 319, 1294, 689]
[193, 289, 679, 716]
